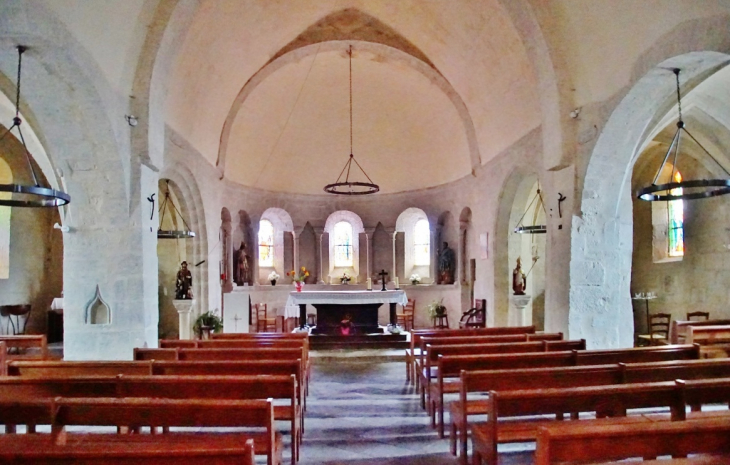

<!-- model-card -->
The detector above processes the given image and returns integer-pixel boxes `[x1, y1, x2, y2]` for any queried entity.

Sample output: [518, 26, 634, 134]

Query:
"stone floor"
[297, 356, 533, 464]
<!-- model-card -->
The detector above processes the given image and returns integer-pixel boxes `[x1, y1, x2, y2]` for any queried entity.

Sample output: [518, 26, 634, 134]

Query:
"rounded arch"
[570, 50, 730, 349]
[260, 207, 294, 232]
[324, 210, 364, 280]
[395, 207, 430, 280]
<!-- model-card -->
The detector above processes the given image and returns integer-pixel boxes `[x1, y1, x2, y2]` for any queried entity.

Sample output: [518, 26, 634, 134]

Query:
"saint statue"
[233, 242, 251, 286]
[175, 261, 193, 299]
[512, 257, 527, 295]
[438, 242, 456, 284]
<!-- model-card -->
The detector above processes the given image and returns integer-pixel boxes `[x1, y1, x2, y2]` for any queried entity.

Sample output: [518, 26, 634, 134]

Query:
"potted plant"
[288, 266, 310, 292]
[268, 271, 280, 286]
[193, 309, 223, 340]
[427, 298, 447, 319]
[410, 274, 421, 285]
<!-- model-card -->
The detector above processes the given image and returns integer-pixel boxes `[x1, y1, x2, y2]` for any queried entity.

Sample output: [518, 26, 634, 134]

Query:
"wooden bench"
[535, 415, 730, 465]
[0, 375, 298, 465]
[453, 357, 730, 461]
[0, 434, 256, 464]
[686, 325, 730, 358]
[405, 326, 536, 383]
[670, 319, 730, 344]
[0, 335, 49, 361]
[471, 377, 730, 465]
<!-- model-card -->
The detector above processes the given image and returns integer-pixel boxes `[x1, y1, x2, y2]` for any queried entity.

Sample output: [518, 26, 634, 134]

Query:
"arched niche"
[395, 207, 430, 282]
[220, 207, 233, 293]
[232, 210, 253, 286]
[324, 210, 364, 282]
[436, 211, 458, 285]
[257, 207, 294, 284]
[298, 223, 317, 284]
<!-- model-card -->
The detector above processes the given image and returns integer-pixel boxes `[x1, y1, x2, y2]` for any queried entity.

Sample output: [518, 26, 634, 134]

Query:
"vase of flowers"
[268, 271, 280, 286]
[427, 299, 447, 319]
[410, 274, 421, 285]
[288, 266, 310, 292]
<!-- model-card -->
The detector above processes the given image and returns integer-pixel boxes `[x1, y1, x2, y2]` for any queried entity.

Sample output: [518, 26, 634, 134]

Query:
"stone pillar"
[364, 227, 375, 279]
[173, 299, 194, 340]
[292, 228, 302, 277]
[251, 223, 259, 285]
[316, 229, 328, 284]
[431, 227, 441, 283]
[284, 231, 294, 279]
[510, 295, 532, 327]
[394, 232, 405, 282]
[358, 232, 368, 283]
[221, 213, 233, 293]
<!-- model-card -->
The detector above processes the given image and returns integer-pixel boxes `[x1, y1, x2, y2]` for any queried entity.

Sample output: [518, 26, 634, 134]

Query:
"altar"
[286, 290, 408, 334]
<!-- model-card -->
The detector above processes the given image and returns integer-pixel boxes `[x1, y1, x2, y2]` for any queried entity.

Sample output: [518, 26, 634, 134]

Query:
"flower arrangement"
[427, 298, 447, 319]
[268, 271, 280, 282]
[288, 266, 310, 283]
[410, 274, 421, 285]
[340, 272, 352, 284]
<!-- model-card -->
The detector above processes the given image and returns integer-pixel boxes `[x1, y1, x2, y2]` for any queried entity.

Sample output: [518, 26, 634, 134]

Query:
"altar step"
[309, 333, 408, 350]
[310, 348, 405, 363]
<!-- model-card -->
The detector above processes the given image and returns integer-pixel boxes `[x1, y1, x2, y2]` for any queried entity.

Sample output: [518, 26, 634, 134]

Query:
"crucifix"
[378, 269, 389, 291]
[233, 313, 242, 332]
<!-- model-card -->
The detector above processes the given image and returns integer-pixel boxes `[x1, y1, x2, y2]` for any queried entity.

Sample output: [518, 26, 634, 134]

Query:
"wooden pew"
[133, 348, 178, 360]
[435, 344, 698, 447]
[687, 325, 730, 358]
[405, 326, 536, 383]
[0, 435, 257, 465]
[534, 417, 730, 465]
[670, 319, 730, 344]
[452, 358, 730, 461]
[0, 375, 298, 465]
[7, 361, 153, 377]
[0, 335, 49, 360]
[158, 339, 197, 348]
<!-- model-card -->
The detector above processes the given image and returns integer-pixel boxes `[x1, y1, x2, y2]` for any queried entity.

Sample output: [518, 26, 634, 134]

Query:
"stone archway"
[570, 51, 730, 348]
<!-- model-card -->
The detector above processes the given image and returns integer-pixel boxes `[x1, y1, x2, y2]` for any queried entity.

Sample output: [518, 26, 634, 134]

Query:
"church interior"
[1, 1, 730, 464]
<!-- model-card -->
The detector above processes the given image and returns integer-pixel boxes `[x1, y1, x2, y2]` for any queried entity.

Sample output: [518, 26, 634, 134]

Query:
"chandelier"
[637, 68, 730, 201]
[514, 183, 547, 234]
[158, 181, 195, 239]
[324, 45, 379, 195]
[0, 46, 70, 207]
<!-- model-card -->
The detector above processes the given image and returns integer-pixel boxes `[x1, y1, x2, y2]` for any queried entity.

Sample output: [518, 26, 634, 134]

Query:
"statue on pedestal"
[512, 257, 527, 295]
[175, 261, 193, 299]
[438, 242, 456, 284]
[233, 242, 251, 286]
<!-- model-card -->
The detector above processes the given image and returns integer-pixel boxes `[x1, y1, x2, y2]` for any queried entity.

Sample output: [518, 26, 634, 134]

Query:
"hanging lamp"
[514, 183, 547, 234]
[324, 45, 379, 195]
[158, 180, 195, 239]
[637, 68, 730, 201]
[0, 46, 70, 207]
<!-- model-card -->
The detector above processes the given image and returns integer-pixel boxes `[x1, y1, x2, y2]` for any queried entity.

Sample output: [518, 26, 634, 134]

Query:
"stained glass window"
[667, 171, 684, 257]
[258, 219, 274, 267]
[413, 219, 430, 266]
[334, 221, 353, 267]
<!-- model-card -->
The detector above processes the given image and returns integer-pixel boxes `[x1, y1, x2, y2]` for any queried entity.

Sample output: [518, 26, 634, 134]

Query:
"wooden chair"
[687, 311, 710, 321]
[637, 312, 671, 346]
[0, 305, 31, 335]
[396, 299, 415, 331]
[459, 299, 486, 329]
[256, 303, 276, 333]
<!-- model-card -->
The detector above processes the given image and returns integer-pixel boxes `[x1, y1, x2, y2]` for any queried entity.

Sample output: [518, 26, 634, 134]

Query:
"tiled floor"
[298, 358, 533, 464]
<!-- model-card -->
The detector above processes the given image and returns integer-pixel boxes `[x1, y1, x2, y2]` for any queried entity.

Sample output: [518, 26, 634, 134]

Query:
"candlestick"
[366, 278, 372, 291]
[395, 277, 399, 289]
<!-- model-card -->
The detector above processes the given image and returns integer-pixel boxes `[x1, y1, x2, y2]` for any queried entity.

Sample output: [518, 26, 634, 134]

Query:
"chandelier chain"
[349, 45, 353, 156]
[674, 68, 683, 123]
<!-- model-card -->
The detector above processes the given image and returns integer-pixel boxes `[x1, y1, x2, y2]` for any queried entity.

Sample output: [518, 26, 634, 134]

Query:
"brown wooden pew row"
[534, 416, 730, 465]
[0, 375, 298, 465]
[405, 326, 536, 383]
[671, 319, 730, 344]
[432, 344, 699, 442]
[453, 357, 730, 461]
[687, 325, 730, 358]
[0, 335, 49, 361]
[471, 377, 730, 465]
[414, 332, 564, 389]
[420, 339, 584, 409]
[0, 434, 256, 465]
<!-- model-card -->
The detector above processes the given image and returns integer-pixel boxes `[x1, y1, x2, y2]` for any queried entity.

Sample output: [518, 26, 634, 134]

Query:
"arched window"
[334, 221, 353, 267]
[0, 158, 11, 279]
[258, 219, 274, 267]
[667, 171, 684, 257]
[413, 219, 430, 266]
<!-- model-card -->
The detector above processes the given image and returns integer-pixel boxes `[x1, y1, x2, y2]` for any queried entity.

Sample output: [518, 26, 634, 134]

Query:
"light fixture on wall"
[0, 46, 70, 207]
[514, 183, 547, 234]
[637, 68, 730, 201]
[324, 45, 379, 195]
[158, 180, 195, 239]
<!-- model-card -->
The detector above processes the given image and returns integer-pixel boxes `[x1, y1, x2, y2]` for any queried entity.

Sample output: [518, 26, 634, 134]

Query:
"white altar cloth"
[285, 290, 408, 308]
[278, 305, 300, 319]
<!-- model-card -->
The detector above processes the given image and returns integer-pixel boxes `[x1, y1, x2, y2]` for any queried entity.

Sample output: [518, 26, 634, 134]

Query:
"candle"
[395, 277, 399, 288]
[367, 278, 372, 290]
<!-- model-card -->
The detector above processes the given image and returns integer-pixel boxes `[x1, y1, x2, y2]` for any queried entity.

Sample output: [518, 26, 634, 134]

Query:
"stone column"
[394, 231, 405, 283]
[358, 232, 368, 284]
[292, 228, 301, 276]
[387, 228, 396, 284]
[431, 227, 441, 283]
[173, 299, 195, 339]
[221, 213, 233, 293]
[251, 222, 259, 285]
[364, 227, 376, 279]
[314, 228, 327, 284]
[510, 294, 532, 327]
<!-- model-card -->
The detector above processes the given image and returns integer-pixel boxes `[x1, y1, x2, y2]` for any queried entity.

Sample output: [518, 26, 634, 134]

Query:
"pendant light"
[514, 183, 547, 234]
[637, 68, 730, 201]
[0, 46, 70, 207]
[324, 45, 379, 195]
[158, 180, 195, 239]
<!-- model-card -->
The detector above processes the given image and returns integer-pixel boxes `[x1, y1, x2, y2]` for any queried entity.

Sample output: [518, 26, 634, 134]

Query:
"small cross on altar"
[378, 269, 389, 291]
[233, 313, 242, 332]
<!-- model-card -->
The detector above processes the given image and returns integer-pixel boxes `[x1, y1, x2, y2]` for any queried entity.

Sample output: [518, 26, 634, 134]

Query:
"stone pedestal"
[509, 294, 531, 327]
[172, 299, 195, 340]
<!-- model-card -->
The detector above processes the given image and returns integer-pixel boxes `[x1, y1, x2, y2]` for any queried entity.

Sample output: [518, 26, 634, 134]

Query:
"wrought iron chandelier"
[637, 68, 730, 201]
[324, 45, 379, 195]
[0, 46, 70, 207]
[158, 181, 195, 239]
[514, 183, 547, 234]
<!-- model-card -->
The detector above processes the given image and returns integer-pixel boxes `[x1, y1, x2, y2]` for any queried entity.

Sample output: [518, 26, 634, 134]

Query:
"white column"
[509, 295, 532, 327]
[173, 299, 195, 340]
[364, 227, 376, 279]
[315, 227, 325, 284]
